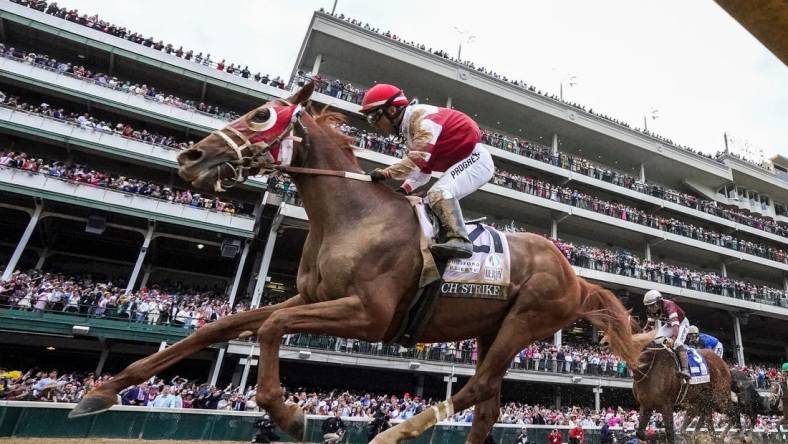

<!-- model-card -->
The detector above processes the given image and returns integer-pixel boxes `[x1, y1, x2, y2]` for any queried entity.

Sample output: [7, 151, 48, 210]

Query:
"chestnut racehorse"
[70, 82, 653, 444]
[633, 343, 732, 443]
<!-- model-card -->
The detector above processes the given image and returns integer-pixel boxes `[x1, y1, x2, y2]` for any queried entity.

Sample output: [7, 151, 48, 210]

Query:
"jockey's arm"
[382, 109, 440, 181]
[671, 323, 680, 339]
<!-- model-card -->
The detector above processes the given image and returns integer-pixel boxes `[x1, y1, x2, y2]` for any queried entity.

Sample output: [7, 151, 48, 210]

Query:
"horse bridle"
[210, 99, 370, 191]
[210, 99, 305, 191]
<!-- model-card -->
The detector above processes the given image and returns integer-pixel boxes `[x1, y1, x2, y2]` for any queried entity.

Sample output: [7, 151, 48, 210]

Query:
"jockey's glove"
[367, 169, 387, 182]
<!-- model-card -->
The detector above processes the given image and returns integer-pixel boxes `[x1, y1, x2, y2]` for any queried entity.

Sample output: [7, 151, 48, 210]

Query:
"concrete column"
[444, 368, 457, 400]
[591, 326, 599, 344]
[550, 218, 558, 240]
[251, 215, 282, 308]
[239, 344, 257, 393]
[140, 265, 152, 290]
[720, 262, 728, 278]
[95, 345, 109, 375]
[783, 276, 788, 292]
[312, 54, 322, 75]
[35, 247, 49, 270]
[593, 386, 603, 412]
[208, 348, 226, 387]
[733, 316, 745, 367]
[415, 374, 425, 398]
[554, 386, 562, 409]
[445, 96, 452, 108]
[644, 242, 652, 262]
[553, 330, 562, 348]
[2, 203, 43, 281]
[639, 163, 646, 183]
[227, 240, 251, 308]
[125, 225, 154, 294]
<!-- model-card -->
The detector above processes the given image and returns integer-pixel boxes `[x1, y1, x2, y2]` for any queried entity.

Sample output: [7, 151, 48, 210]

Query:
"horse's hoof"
[279, 404, 305, 441]
[68, 394, 120, 418]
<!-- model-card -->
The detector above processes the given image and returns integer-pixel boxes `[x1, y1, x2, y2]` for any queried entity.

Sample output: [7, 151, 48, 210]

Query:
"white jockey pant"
[656, 318, 690, 349]
[429, 144, 494, 202]
[712, 342, 724, 358]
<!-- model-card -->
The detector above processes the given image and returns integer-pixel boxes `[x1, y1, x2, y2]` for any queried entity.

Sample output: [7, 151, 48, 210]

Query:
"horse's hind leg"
[372, 310, 563, 444]
[253, 296, 389, 441]
[70, 295, 304, 418]
[465, 335, 499, 444]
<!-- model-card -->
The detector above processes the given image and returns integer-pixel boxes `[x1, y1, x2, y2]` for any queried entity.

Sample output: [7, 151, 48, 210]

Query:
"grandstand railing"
[279, 333, 633, 380]
[1, 401, 786, 443]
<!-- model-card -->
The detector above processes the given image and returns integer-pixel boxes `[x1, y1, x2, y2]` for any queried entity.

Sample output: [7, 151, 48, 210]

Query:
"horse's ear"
[287, 81, 315, 105]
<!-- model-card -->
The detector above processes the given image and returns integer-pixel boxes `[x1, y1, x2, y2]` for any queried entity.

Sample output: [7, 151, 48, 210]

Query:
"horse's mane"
[308, 104, 360, 169]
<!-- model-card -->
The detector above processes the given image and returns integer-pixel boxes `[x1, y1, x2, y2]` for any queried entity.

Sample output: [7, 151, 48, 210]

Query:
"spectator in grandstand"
[321, 410, 346, 444]
[151, 385, 183, 408]
[0, 149, 249, 215]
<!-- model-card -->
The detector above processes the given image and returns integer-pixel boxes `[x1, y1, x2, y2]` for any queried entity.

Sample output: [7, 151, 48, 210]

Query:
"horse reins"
[211, 99, 371, 189]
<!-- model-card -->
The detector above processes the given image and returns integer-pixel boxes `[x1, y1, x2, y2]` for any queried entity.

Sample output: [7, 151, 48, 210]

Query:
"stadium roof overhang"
[294, 12, 733, 192]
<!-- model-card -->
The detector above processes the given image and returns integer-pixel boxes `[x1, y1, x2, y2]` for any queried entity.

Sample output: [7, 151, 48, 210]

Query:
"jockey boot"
[677, 348, 691, 380]
[430, 196, 473, 259]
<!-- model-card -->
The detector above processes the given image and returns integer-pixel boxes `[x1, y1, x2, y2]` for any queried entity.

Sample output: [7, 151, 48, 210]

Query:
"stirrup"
[431, 240, 473, 259]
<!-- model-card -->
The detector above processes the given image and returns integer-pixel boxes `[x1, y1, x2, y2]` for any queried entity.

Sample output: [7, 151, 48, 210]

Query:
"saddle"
[390, 198, 512, 347]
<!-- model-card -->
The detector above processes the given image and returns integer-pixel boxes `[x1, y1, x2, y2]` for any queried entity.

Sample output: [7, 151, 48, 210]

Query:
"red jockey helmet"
[359, 84, 409, 113]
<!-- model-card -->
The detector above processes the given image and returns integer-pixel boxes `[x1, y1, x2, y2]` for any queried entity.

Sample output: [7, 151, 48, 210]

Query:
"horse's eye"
[252, 109, 270, 122]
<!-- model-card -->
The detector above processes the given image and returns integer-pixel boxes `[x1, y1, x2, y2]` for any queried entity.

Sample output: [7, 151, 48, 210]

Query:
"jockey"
[686, 325, 724, 358]
[643, 289, 691, 380]
[359, 84, 495, 259]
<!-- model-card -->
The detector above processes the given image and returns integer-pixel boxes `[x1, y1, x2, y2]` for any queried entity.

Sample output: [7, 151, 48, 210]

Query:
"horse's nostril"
[178, 148, 204, 165]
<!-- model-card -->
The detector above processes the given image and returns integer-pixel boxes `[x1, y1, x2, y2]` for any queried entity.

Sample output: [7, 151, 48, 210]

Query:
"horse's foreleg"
[662, 407, 676, 444]
[636, 407, 653, 441]
[254, 296, 386, 441]
[69, 295, 304, 418]
[465, 335, 498, 444]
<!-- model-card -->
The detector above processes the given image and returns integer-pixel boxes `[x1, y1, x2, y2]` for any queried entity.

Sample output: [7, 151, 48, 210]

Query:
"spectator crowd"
[9, 0, 777, 174]
[0, 89, 193, 150]
[10, 0, 287, 89]
[0, 269, 246, 329]
[0, 149, 248, 216]
[550, 239, 788, 305]
[1, 366, 785, 433]
[0, 44, 240, 121]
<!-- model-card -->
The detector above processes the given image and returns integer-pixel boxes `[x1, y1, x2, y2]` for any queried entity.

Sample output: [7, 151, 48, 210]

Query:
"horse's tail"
[578, 279, 654, 366]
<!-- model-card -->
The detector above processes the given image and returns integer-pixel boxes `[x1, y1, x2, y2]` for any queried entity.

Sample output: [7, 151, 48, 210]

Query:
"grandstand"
[0, 0, 786, 430]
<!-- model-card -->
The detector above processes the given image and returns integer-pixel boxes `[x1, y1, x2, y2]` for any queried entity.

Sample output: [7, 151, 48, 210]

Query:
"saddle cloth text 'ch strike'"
[414, 200, 511, 300]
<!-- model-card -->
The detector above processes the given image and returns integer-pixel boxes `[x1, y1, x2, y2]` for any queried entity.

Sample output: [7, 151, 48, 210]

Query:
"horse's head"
[177, 82, 316, 192]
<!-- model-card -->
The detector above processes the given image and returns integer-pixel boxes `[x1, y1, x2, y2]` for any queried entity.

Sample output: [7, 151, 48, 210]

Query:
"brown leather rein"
[274, 166, 371, 182]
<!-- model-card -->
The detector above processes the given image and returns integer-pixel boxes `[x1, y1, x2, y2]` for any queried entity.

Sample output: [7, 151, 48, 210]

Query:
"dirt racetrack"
[0, 440, 268, 444]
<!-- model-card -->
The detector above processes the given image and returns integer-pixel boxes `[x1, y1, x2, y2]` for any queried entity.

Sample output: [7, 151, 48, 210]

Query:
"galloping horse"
[633, 342, 732, 443]
[70, 82, 653, 444]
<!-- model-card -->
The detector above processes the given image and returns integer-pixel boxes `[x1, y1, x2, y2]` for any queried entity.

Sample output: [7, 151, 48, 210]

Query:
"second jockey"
[686, 325, 724, 358]
[358, 84, 495, 259]
[644, 290, 691, 380]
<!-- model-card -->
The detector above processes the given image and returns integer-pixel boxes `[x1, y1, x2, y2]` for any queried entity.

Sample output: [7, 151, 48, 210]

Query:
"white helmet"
[688, 325, 699, 335]
[643, 290, 662, 306]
